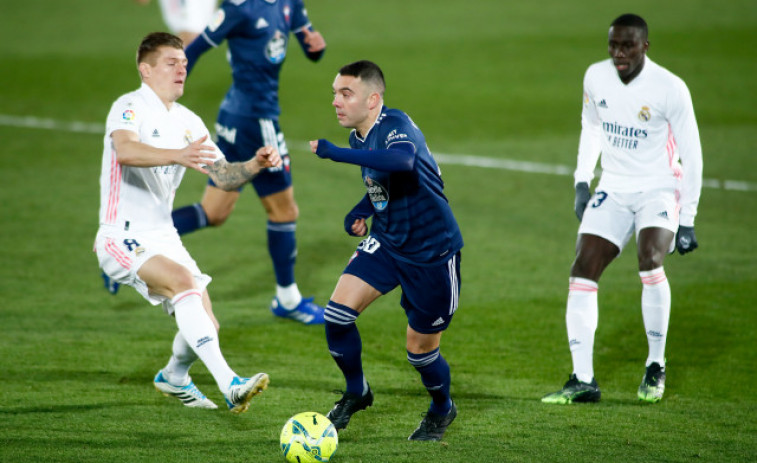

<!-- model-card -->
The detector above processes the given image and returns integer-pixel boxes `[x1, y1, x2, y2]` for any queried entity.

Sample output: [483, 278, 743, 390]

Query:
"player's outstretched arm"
[113, 131, 215, 173]
[207, 146, 282, 191]
[310, 139, 415, 172]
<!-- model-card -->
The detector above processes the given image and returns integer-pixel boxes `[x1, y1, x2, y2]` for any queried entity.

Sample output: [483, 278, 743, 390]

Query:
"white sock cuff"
[639, 267, 667, 285]
[276, 283, 302, 310]
[569, 277, 598, 292]
[171, 289, 203, 305]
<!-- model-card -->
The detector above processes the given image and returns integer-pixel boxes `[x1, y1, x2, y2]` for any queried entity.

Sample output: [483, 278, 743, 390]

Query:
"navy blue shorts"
[211, 110, 292, 197]
[343, 235, 461, 334]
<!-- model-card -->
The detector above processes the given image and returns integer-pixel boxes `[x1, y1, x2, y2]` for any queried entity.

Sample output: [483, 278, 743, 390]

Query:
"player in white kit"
[542, 14, 703, 404]
[135, 0, 216, 45]
[94, 32, 280, 413]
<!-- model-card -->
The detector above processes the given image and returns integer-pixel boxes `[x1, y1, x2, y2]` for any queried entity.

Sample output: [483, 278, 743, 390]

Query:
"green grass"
[1, 1, 756, 462]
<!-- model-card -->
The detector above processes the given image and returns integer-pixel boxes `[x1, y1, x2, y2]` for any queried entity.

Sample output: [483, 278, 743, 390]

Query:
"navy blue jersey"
[349, 107, 463, 265]
[195, 0, 314, 118]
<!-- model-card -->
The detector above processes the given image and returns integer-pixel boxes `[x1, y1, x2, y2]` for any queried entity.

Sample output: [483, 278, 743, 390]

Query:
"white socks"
[640, 267, 670, 367]
[171, 289, 236, 391]
[162, 331, 198, 386]
[566, 277, 599, 383]
[276, 283, 302, 310]
[565, 268, 670, 384]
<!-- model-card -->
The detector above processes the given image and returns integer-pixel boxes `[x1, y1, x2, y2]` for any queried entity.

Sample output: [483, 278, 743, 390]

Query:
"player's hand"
[302, 28, 326, 53]
[675, 226, 699, 255]
[309, 140, 319, 154]
[574, 182, 591, 221]
[178, 135, 217, 174]
[345, 217, 368, 237]
[254, 145, 282, 169]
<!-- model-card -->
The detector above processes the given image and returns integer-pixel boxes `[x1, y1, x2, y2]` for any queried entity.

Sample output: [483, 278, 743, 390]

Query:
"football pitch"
[1, 1, 755, 461]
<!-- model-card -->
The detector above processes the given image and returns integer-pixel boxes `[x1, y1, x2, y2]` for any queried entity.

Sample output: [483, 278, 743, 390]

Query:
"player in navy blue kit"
[171, 0, 327, 324]
[309, 61, 463, 441]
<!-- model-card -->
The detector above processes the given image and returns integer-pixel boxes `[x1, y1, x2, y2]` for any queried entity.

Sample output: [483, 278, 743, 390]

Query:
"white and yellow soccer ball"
[280, 412, 338, 463]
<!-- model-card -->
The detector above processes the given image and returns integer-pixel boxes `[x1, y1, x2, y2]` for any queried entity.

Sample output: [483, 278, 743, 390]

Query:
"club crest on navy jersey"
[266, 30, 287, 64]
[364, 176, 388, 211]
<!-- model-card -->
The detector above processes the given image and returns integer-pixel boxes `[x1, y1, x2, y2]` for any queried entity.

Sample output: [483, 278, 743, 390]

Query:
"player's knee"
[167, 268, 197, 296]
[267, 203, 299, 222]
[204, 207, 233, 226]
[638, 253, 665, 272]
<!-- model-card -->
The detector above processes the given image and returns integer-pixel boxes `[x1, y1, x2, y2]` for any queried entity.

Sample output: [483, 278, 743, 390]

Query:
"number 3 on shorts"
[591, 191, 608, 208]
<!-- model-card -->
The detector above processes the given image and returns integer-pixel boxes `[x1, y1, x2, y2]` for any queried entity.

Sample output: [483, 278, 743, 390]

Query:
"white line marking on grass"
[0, 114, 103, 134]
[3, 113, 756, 192]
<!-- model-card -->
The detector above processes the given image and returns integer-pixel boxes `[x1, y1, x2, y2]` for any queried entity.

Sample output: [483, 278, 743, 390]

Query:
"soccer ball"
[280, 412, 338, 463]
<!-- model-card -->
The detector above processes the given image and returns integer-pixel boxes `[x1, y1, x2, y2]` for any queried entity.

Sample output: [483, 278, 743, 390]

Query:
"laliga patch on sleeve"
[121, 109, 136, 125]
[208, 9, 225, 32]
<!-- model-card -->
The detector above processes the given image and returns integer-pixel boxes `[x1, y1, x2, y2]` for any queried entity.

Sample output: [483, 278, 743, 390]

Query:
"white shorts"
[578, 188, 680, 253]
[158, 0, 217, 34]
[94, 226, 211, 311]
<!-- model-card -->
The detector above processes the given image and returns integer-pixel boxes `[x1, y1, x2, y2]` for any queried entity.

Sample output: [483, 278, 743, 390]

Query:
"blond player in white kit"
[94, 32, 280, 413]
[542, 14, 703, 404]
[135, 0, 216, 45]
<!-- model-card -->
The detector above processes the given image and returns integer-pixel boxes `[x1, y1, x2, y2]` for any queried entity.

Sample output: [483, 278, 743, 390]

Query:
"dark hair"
[611, 14, 648, 40]
[338, 60, 386, 95]
[137, 32, 184, 65]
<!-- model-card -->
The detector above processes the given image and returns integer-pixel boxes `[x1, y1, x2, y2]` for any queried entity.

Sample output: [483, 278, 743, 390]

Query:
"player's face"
[332, 74, 373, 131]
[142, 46, 188, 105]
[608, 25, 648, 83]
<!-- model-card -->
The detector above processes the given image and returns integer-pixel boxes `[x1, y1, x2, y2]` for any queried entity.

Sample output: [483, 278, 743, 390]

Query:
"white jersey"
[158, 0, 217, 34]
[575, 57, 703, 226]
[98, 83, 222, 232]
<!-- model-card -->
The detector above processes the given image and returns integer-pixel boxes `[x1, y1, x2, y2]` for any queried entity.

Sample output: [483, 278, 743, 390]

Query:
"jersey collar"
[353, 105, 386, 142]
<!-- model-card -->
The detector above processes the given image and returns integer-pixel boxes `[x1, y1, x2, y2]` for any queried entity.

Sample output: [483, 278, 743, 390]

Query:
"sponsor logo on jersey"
[364, 176, 389, 211]
[602, 121, 648, 150]
[122, 109, 135, 122]
[598, 99, 608, 108]
[208, 9, 225, 32]
[638, 105, 651, 122]
[283, 6, 291, 23]
[265, 30, 287, 64]
[432, 317, 445, 327]
[255, 17, 269, 29]
[657, 211, 669, 219]
[385, 129, 408, 144]
[152, 129, 160, 138]
[184, 130, 193, 144]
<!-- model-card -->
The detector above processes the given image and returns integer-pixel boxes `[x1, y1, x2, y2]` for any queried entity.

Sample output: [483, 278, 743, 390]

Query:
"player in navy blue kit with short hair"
[171, 0, 327, 324]
[309, 60, 463, 441]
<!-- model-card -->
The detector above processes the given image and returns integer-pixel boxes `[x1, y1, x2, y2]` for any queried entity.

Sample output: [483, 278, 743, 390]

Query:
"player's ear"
[367, 91, 381, 110]
[138, 62, 151, 80]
